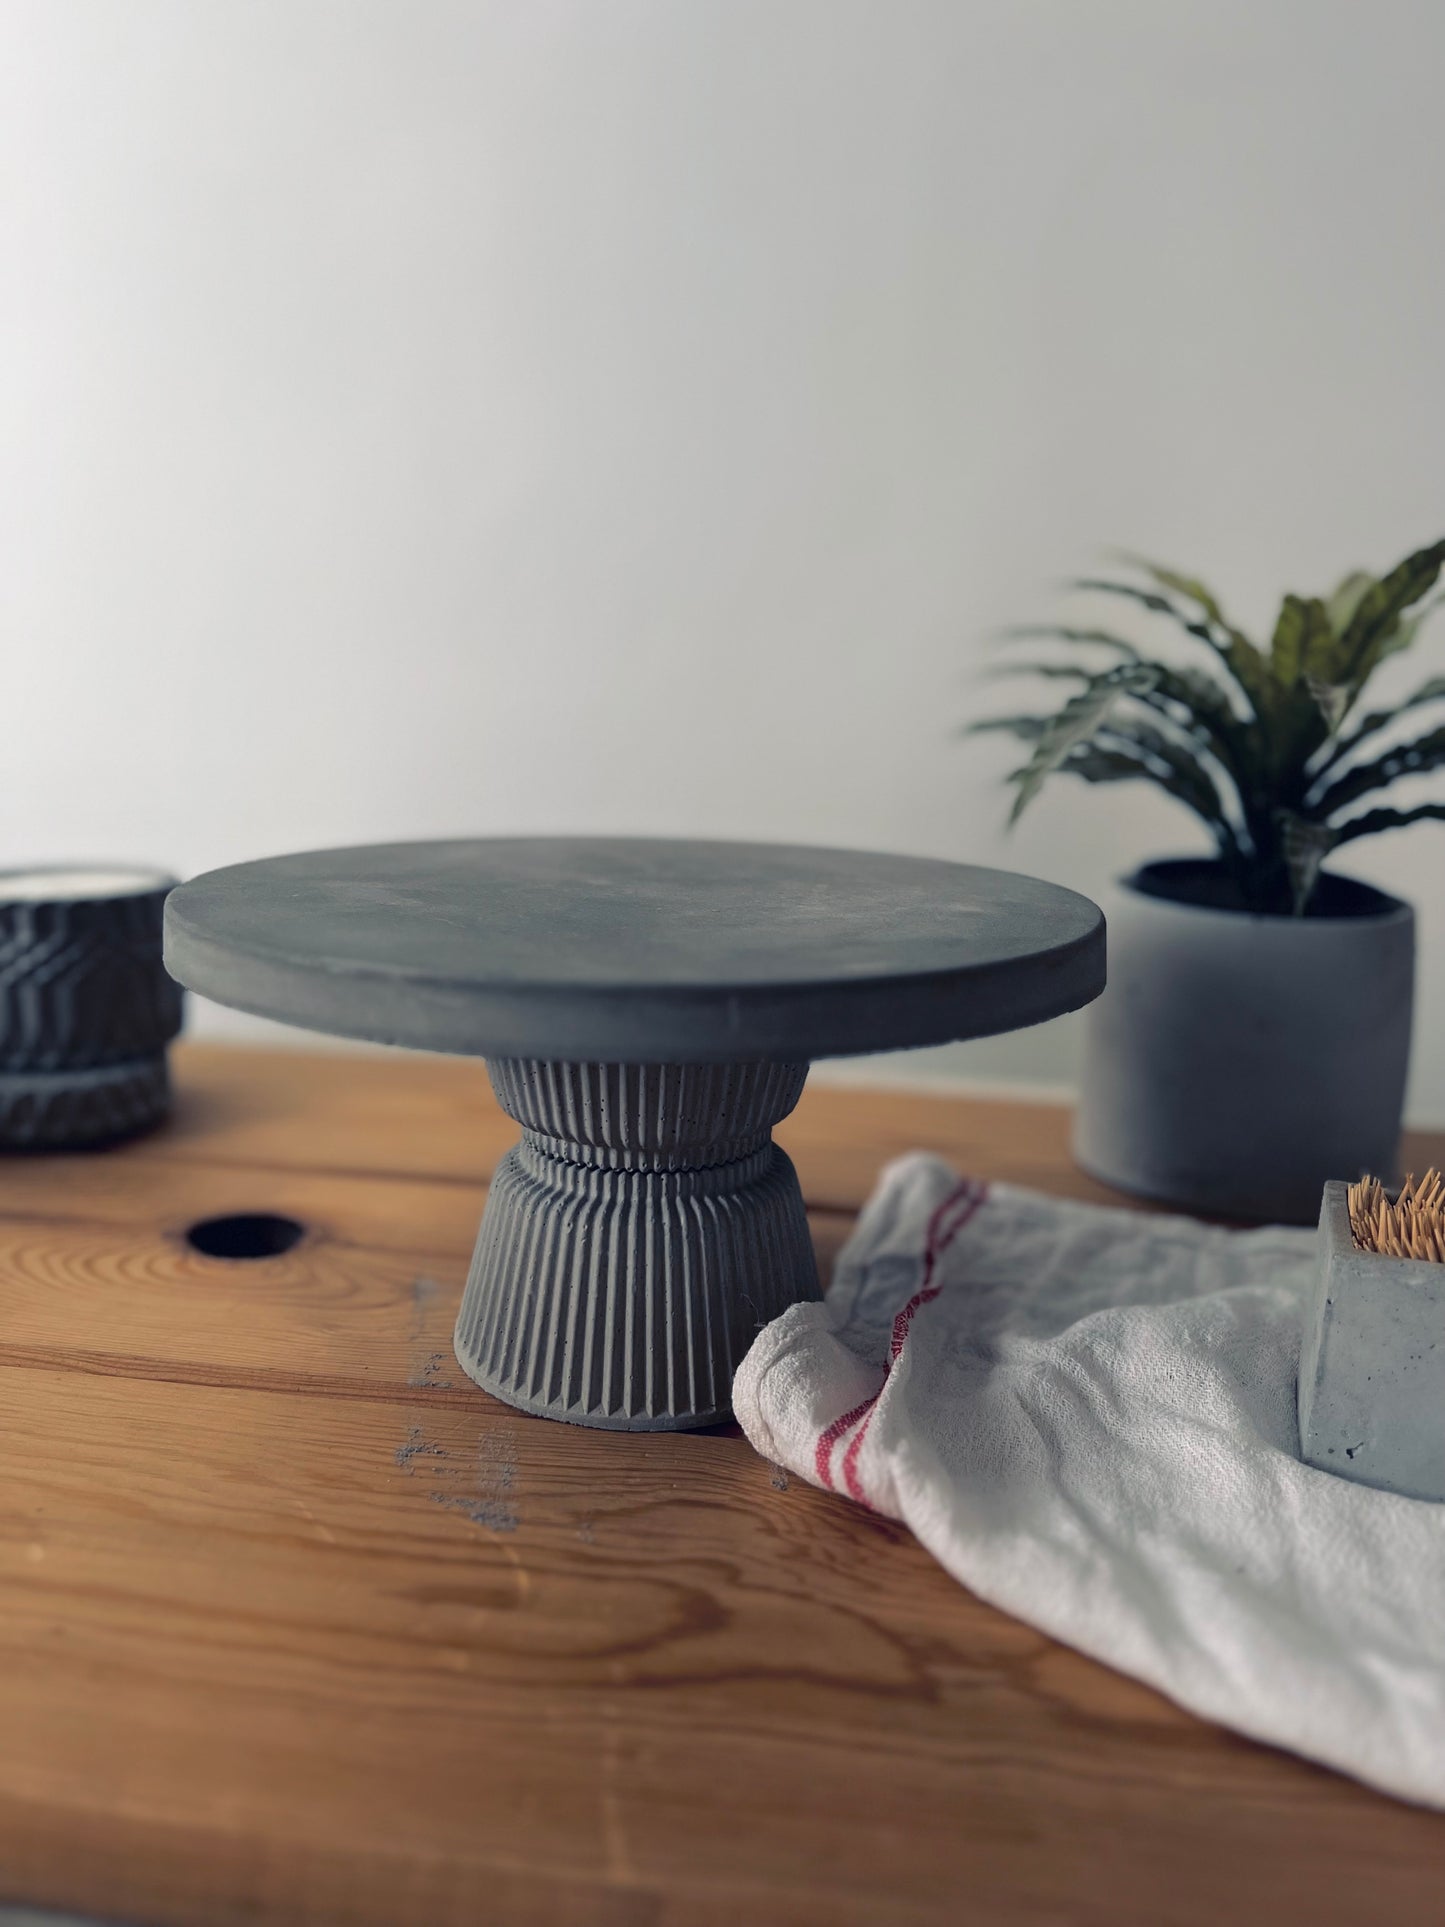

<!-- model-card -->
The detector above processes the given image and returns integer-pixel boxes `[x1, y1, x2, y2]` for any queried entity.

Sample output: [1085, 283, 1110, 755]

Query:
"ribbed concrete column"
[453, 1059, 819, 1430]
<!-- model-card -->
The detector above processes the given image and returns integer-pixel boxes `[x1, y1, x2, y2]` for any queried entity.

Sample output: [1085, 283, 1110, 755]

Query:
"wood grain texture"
[1, 1042, 1443, 1927]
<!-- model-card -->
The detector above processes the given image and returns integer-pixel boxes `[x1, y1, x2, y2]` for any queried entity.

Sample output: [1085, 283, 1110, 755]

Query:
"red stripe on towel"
[813, 1394, 878, 1491]
[813, 1177, 987, 1496]
[838, 1180, 987, 1503]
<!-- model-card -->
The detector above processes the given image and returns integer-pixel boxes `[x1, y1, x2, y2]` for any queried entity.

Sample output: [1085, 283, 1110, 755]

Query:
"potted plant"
[972, 538, 1445, 1221]
[0, 867, 183, 1148]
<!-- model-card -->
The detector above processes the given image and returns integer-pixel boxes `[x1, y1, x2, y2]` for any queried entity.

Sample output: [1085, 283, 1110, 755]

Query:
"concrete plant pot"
[0, 866, 184, 1149]
[1073, 859, 1414, 1224]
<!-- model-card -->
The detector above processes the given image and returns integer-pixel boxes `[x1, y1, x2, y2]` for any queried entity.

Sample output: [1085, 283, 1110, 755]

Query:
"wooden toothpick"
[1349, 1170, 1445, 1262]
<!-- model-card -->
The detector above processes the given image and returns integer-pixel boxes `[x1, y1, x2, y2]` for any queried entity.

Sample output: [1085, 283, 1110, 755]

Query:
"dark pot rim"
[0, 864, 176, 909]
[1122, 857, 1412, 926]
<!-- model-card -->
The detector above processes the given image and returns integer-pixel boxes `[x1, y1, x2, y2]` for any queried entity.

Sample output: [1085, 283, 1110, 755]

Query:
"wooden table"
[1, 1045, 1443, 1927]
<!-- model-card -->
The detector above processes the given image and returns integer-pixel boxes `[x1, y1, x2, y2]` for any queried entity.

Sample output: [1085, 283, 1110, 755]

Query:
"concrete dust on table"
[430, 1431, 520, 1535]
[393, 1426, 445, 1475]
[394, 1413, 521, 1536]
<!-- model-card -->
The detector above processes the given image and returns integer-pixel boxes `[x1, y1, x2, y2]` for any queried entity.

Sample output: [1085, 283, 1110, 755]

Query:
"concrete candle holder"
[1298, 1180, 1445, 1501]
[0, 866, 183, 1149]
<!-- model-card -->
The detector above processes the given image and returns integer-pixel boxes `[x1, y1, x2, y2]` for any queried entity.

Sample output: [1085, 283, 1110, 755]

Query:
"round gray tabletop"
[163, 837, 1104, 1064]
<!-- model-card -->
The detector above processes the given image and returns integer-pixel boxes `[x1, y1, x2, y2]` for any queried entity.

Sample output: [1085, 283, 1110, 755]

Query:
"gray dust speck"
[432, 1491, 518, 1534]
[424, 1425, 522, 1532]
[395, 1426, 445, 1474]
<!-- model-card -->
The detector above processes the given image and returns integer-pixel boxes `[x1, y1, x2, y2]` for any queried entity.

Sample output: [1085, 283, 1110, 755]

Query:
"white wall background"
[4, 0, 1444, 1113]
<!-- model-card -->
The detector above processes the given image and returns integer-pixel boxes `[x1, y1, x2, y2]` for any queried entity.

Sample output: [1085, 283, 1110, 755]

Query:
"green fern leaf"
[1094, 716, 1236, 836]
[1275, 812, 1336, 916]
[1311, 721, 1445, 818]
[1057, 735, 1243, 863]
[1005, 665, 1159, 825]
[1377, 591, 1445, 666]
[1109, 558, 1277, 708]
[1330, 801, 1445, 844]
[1325, 571, 1375, 637]
[958, 715, 1051, 741]
[1313, 671, 1445, 771]
[1304, 675, 1351, 734]
[1340, 539, 1445, 683]
[983, 662, 1094, 684]
[1270, 594, 1336, 687]
[999, 625, 1143, 659]
[1114, 555, 1231, 628]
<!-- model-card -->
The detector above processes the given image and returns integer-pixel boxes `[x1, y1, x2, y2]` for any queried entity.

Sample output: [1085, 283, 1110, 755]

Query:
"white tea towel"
[733, 1154, 1445, 1806]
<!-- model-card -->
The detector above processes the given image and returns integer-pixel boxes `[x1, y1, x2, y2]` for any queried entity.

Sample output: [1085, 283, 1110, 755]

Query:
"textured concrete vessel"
[0, 868, 183, 1149]
[1298, 1181, 1445, 1501]
[456, 1060, 815, 1427]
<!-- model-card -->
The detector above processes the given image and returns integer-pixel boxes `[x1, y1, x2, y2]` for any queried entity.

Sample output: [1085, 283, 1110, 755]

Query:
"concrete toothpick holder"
[1298, 1180, 1445, 1501]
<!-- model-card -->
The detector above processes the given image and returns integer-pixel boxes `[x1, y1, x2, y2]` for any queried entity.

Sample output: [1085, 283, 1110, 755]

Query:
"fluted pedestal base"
[453, 1060, 820, 1430]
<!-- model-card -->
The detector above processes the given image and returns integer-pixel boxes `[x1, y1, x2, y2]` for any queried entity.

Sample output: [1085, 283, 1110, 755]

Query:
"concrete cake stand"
[164, 838, 1104, 1430]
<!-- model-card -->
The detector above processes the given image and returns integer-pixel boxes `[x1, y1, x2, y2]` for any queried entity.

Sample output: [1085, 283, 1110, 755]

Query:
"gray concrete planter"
[1073, 859, 1414, 1224]
[0, 867, 183, 1149]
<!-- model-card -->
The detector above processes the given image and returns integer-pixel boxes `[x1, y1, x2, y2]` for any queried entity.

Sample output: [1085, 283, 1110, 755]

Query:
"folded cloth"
[733, 1153, 1445, 1807]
